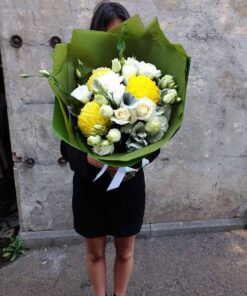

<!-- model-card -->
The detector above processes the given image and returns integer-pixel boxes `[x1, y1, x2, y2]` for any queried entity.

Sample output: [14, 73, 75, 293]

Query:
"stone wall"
[0, 0, 246, 232]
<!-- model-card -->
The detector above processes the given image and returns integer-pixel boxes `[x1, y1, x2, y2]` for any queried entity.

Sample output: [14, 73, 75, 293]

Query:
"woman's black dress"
[60, 140, 160, 238]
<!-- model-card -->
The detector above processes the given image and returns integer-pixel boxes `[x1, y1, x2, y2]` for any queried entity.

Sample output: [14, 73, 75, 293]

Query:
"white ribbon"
[93, 158, 150, 191]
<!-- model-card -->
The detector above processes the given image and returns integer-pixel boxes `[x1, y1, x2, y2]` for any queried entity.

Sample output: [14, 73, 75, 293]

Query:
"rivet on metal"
[25, 158, 35, 168]
[49, 36, 62, 48]
[57, 157, 67, 166]
[10, 35, 23, 48]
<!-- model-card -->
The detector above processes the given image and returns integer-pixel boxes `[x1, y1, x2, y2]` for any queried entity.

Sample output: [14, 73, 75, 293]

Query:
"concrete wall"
[0, 0, 246, 232]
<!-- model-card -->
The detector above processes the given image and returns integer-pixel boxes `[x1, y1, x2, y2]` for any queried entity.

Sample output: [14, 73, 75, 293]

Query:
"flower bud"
[77, 59, 83, 67]
[93, 140, 114, 156]
[112, 58, 122, 73]
[145, 118, 161, 135]
[87, 135, 102, 146]
[159, 75, 176, 89]
[39, 69, 51, 77]
[93, 124, 108, 135]
[95, 94, 109, 106]
[107, 128, 121, 143]
[99, 105, 114, 118]
[76, 68, 82, 78]
[19, 73, 30, 78]
[162, 89, 178, 104]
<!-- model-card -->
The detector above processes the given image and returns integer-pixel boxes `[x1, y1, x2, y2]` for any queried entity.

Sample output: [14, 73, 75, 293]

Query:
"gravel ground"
[0, 229, 247, 296]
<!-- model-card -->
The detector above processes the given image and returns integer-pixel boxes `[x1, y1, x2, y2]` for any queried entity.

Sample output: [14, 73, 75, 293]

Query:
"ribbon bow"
[93, 158, 150, 191]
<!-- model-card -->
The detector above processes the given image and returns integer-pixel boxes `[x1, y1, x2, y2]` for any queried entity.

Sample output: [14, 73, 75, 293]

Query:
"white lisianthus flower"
[87, 135, 102, 146]
[93, 140, 114, 155]
[93, 71, 123, 94]
[135, 98, 156, 121]
[122, 57, 139, 83]
[112, 58, 122, 73]
[122, 65, 138, 83]
[162, 89, 178, 104]
[111, 107, 131, 125]
[145, 117, 161, 135]
[111, 84, 125, 106]
[107, 128, 121, 143]
[138, 61, 161, 79]
[99, 105, 114, 118]
[124, 57, 140, 68]
[70, 84, 91, 103]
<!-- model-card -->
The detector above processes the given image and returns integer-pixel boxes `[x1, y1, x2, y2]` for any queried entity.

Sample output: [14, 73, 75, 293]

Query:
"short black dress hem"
[71, 161, 146, 239]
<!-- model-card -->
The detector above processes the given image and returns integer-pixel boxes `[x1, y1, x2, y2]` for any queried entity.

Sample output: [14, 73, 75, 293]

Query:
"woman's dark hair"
[90, 1, 130, 31]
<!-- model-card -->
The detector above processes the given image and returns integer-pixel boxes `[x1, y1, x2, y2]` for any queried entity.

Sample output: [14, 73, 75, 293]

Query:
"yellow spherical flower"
[125, 75, 160, 104]
[86, 67, 112, 91]
[78, 101, 110, 137]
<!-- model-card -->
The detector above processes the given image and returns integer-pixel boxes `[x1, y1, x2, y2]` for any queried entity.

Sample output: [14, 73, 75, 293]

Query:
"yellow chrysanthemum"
[125, 75, 160, 104]
[78, 101, 110, 137]
[86, 67, 112, 91]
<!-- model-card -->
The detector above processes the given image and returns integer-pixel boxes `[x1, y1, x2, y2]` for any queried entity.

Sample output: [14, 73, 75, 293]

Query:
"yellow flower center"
[125, 75, 160, 104]
[86, 67, 112, 91]
[78, 101, 110, 137]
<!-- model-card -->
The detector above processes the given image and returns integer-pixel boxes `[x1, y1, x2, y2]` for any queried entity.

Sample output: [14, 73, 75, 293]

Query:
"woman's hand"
[87, 154, 105, 169]
[86, 154, 138, 180]
[87, 154, 118, 175]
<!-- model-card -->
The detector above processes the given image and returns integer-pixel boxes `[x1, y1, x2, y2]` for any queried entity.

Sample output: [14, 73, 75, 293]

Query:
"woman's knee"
[85, 236, 107, 262]
[116, 249, 134, 261]
[114, 236, 136, 261]
[86, 251, 105, 263]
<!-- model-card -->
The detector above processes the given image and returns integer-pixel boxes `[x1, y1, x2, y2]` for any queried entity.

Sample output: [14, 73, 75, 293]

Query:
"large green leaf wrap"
[50, 15, 191, 167]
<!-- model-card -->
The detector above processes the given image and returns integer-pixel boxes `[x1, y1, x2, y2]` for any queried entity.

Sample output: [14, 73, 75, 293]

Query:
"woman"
[60, 2, 160, 296]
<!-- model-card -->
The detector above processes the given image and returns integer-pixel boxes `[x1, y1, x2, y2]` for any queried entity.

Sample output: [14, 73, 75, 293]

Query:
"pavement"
[0, 229, 247, 296]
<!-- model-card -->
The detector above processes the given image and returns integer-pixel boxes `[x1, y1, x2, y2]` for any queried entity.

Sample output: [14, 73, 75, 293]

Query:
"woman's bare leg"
[113, 235, 136, 296]
[84, 236, 107, 296]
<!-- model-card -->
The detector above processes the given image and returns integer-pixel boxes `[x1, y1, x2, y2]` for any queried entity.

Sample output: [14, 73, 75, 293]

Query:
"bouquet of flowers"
[21, 15, 190, 189]
[72, 56, 180, 156]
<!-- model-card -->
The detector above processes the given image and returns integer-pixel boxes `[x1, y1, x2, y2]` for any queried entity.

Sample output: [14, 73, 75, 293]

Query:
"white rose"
[87, 135, 102, 146]
[93, 140, 115, 155]
[138, 61, 161, 79]
[99, 105, 114, 118]
[111, 108, 131, 125]
[135, 98, 156, 121]
[112, 58, 122, 73]
[107, 128, 121, 143]
[70, 84, 91, 103]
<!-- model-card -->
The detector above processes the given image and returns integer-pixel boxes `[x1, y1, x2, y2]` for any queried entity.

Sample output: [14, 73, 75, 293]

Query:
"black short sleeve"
[60, 140, 88, 178]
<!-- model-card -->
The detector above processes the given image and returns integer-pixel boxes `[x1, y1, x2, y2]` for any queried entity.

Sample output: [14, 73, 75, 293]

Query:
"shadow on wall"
[0, 52, 19, 238]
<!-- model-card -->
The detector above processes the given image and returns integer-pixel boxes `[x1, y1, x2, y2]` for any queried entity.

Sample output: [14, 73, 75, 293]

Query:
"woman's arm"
[145, 149, 161, 164]
[132, 149, 161, 169]
[60, 140, 68, 161]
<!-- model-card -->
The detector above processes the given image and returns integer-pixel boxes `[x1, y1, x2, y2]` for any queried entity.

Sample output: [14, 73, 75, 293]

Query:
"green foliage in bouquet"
[50, 15, 191, 167]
